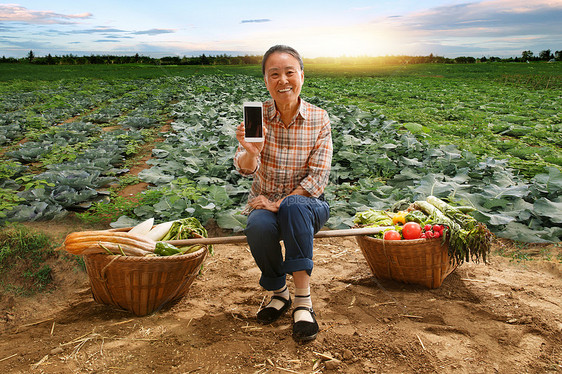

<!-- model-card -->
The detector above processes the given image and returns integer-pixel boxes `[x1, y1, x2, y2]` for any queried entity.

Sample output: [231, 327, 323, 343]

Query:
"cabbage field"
[0, 62, 560, 243]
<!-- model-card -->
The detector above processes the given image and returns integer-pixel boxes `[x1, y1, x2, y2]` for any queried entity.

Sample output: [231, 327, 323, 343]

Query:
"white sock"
[294, 286, 314, 323]
[264, 285, 289, 310]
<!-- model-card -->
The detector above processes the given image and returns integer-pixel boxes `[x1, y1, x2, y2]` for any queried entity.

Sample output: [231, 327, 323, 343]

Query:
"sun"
[298, 23, 398, 58]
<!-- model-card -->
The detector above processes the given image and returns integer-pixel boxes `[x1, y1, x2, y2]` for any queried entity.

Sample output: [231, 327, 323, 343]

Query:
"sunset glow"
[1, 0, 560, 58]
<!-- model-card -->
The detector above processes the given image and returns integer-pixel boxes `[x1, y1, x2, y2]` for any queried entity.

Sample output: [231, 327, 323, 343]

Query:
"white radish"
[146, 220, 176, 241]
[128, 218, 154, 236]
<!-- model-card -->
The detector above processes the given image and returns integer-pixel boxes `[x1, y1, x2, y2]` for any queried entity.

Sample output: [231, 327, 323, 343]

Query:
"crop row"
[303, 74, 561, 178]
[0, 74, 560, 243]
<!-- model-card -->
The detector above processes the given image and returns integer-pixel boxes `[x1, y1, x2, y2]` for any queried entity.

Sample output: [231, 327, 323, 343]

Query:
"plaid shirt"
[234, 98, 332, 208]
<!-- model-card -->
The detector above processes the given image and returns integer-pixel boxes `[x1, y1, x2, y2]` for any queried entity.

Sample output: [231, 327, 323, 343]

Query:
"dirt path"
[1, 225, 561, 373]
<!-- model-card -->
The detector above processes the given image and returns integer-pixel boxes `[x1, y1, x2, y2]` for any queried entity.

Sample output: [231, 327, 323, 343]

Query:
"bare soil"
[0, 219, 561, 374]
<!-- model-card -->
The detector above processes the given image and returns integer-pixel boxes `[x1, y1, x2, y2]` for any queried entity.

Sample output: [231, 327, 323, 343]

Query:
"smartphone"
[243, 102, 263, 142]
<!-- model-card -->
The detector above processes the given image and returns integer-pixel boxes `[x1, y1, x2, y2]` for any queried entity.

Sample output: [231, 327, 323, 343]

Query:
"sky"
[1, 0, 561, 59]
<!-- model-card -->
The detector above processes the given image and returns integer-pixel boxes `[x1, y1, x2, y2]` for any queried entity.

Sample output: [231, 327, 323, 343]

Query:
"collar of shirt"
[265, 98, 308, 128]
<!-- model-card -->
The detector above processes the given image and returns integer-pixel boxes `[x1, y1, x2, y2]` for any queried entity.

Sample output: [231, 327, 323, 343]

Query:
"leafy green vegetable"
[353, 209, 393, 226]
[161, 217, 212, 254]
[154, 241, 181, 256]
[405, 210, 427, 224]
[0, 68, 560, 244]
[415, 196, 493, 264]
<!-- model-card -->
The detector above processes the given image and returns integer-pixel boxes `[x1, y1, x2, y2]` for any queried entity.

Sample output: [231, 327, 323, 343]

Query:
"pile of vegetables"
[158, 217, 213, 256]
[60, 217, 211, 257]
[354, 196, 493, 264]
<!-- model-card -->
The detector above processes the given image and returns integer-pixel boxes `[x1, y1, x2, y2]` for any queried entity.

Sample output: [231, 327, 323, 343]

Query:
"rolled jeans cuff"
[283, 258, 314, 276]
[259, 273, 287, 291]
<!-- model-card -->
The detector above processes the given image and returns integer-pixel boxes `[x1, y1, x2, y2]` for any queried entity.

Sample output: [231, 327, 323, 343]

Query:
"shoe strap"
[292, 305, 314, 316]
[271, 295, 290, 302]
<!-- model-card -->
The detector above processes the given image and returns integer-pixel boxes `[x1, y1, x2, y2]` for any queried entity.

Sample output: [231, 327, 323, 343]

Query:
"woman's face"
[263, 52, 304, 108]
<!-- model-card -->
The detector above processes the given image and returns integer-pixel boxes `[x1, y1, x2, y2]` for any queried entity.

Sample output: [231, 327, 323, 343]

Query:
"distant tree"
[539, 49, 551, 60]
[161, 55, 181, 65]
[1, 55, 18, 63]
[454, 56, 475, 64]
[27, 50, 34, 62]
[555, 50, 562, 61]
[521, 50, 533, 61]
[480, 56, 487, 62]
[61, 54, 77, 64]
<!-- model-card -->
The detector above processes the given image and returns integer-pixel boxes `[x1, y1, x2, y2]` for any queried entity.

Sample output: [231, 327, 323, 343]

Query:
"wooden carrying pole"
[166, 226, 391, 247]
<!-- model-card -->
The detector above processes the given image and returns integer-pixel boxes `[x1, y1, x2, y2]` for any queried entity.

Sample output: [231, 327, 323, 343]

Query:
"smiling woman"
[233, 45, 333, 342]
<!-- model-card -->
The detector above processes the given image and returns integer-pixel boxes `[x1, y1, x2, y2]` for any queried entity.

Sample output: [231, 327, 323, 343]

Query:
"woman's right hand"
[249, 195, 280, 213]
[236, 122, 265, 156]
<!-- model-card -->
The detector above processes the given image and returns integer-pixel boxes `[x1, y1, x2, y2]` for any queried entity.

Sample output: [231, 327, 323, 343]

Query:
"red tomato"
[402, 222, 422, 239]
[433, 224, 443, 232]
[383, 230, 402, 240]
[424, 224, 433, 232]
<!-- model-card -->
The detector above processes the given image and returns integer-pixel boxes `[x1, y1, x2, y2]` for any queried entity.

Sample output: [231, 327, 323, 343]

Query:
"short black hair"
[262, 45, 304, 75]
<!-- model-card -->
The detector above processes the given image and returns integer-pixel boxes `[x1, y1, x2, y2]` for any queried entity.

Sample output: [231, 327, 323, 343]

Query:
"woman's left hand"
[249, 195, 281, 213]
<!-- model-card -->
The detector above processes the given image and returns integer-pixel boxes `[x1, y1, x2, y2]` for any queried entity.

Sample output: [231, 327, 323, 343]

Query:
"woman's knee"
[279, 195, 309, 218]
[245, 210, 278, 238]
[278, 196, 329, 234]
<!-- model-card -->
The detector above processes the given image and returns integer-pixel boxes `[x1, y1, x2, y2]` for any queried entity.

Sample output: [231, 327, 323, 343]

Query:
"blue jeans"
[244, 195, 330, 291]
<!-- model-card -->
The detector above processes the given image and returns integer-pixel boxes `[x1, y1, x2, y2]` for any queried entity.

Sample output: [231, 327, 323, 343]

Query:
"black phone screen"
[244, 106, 263, 138]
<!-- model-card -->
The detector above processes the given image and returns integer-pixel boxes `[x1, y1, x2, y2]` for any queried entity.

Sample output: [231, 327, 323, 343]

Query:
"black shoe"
[256, 296, 292, 324]
[292, 306, 319, 342]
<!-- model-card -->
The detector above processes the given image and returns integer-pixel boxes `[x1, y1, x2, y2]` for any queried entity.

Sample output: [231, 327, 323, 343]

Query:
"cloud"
[241, 19, 271, 24]
[396, 0, 562, 36]
[0, 4, 92, 24]
[103, 35, 134, 40]
[0, 38, 53, 50]
[132, 29, 176, 35]
[75, 27, 128, 34]
[379, 0, 562, 56]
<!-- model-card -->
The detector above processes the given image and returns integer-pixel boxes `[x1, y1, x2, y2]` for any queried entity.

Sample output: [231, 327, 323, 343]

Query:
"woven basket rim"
[359, 235, 444, 246]
[84, 245, 206, 262]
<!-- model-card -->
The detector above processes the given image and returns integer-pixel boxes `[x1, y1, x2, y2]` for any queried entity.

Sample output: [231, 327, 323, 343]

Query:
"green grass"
[0, 63, 263, 81]
[2, 60, 560, 81]
[0, 224, 55, 295]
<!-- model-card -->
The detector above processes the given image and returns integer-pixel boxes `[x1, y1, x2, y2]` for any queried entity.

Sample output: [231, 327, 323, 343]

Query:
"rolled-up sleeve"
[234, 144, 260, 176]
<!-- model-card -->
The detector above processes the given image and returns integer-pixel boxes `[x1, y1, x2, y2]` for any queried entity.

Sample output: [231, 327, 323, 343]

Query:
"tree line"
[1, 52, 262, 65]
[1, 49, 560, 65]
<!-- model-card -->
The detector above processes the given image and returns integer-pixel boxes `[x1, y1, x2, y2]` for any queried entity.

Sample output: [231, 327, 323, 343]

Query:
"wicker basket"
[83, 246, 207, 316]
[356, 235, 458, 288]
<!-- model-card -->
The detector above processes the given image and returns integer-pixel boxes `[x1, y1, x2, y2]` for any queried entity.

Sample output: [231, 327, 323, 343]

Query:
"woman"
[234, 45, 333, 342]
